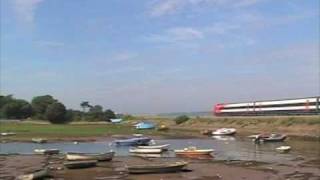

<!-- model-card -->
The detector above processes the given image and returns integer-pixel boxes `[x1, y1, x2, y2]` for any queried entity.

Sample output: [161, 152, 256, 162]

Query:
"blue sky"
[1, 0, 319, 114]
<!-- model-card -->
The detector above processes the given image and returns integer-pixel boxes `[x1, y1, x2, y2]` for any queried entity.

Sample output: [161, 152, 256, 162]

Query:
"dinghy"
[17, 168, 49, 180]
[254, 133, 287, 143]
[129, 148, 162, 154]
[66, 152, 114, 161]
[31, 138, 47, 143]
[174, 146, 214, 156]
[114, 137, 151, 146]
[64, 160, 97, 169]
[34, 149, 59, 155]
[127, 161, 188, 174]
[137, 144, 170, 150]
[212, 128, 236, 136]
[276, 146, 291, 153]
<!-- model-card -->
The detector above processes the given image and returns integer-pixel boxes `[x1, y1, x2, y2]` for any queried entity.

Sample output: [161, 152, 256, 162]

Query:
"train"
[213, 96, 320, 116]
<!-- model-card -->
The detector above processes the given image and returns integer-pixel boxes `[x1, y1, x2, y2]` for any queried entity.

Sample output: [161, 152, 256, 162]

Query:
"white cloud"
[146, 27, 204, 43]
[12, 0, 44, 25]
[149, 0, 264, 17]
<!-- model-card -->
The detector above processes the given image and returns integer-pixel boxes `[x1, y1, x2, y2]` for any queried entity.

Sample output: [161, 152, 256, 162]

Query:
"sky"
[0, 0, 319, 114]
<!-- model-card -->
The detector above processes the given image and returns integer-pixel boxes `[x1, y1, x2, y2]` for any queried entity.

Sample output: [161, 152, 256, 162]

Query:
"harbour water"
[1, 137, 319, 164]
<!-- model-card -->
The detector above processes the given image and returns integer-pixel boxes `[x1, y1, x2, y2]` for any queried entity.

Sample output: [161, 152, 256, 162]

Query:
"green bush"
[174, 115, 190, 125]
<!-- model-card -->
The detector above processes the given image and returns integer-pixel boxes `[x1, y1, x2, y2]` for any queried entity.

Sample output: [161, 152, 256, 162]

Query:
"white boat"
[130, 153, 162, 158]
[66, 152, 114, 161]
[34, 149, 60, 155]
[276, 146, 291, 153]
[129, 148, 163, 154]
[174, 146, 214, 155]
[0, 132, 16, 136]
[212, 128, 236, 136]
[137, 144, 170, 150]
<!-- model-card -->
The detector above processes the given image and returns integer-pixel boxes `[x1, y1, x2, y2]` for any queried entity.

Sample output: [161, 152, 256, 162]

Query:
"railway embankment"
[147, 115, 320, 139]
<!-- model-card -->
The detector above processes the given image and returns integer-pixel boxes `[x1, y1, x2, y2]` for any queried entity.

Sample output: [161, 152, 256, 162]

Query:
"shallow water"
[1, 137, 319, 164]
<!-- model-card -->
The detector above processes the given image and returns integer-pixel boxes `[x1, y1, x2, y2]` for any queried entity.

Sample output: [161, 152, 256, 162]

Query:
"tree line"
[0, 94, 116, 124]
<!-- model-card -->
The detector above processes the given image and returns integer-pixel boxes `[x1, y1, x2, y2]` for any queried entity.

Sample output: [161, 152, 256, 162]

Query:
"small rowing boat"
[137, 144, 170, 150]
[34, 149, 60, 155]
[64, 160, 97, 169]
[212, 128, 236, 136]
[31, 138, 47, 143]
[114, 137, 151, 146]
[127, 161, 188, 174]
[253, 133, 287, 143]
[174, 146, 214, 156]
[129, 148, 162, 154]
[66, 152, 114, 161]
[17, 168, 49, 180]
[276, 146, 291, 153]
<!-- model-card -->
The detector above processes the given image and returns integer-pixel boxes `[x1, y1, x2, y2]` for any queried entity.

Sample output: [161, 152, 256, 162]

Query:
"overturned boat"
[127, 161, 188, 174]
[66, 152, 115, 161]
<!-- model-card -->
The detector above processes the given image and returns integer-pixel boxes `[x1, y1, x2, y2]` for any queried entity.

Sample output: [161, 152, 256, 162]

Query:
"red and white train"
[214, 96, 320, 116]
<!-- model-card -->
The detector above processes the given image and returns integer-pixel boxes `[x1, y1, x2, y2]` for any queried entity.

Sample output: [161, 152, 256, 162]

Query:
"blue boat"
[114, 137, 151, 146]
[135, 122, 155, 130]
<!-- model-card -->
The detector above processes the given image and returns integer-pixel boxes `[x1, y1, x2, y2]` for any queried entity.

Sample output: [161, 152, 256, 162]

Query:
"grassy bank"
[0, 121, 199, 141]
[166, 115, 320, 138]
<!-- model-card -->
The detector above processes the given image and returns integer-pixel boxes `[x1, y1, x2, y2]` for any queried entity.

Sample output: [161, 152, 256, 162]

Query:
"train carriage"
[214, 96, 320, 116]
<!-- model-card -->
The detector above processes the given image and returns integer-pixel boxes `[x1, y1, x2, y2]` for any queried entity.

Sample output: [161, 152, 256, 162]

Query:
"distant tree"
[174, 115, 190, 125]
[80, 101, 92, 112]
[45, 102, 67, 123]
[89, 105, 103, 113]
[31, 95, 56, 119]
[2, 99, 32, 119]
[104, 109, 116, 120]
[0, 95, 14, 109]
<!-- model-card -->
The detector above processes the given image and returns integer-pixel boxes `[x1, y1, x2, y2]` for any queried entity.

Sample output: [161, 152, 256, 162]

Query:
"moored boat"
[17, 168, 49, 180]
[31, 138, 47, 143]
[137, 144, 170, 150]
[254, 133, 287, 142]
[276, 146, 291, 153]
[114, 137, 151, 146]
[129, 148, 163, 154]
[66, 152, 114, 161]
[34, 149, 60, 155]
[127, 161, 188, 174]
[135, 122, 155, 130]
[0, 132, 16, 136]
[174, 146, 214, 156]
[64, 160, 97, 169]
[212, 128, 236, 136]
[130, 153, 162, 158]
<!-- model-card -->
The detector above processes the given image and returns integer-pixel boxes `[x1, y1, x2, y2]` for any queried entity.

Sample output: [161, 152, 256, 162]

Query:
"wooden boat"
[127, 161, 188, 174]
[31, 138, 47, 143]
[254, 133, 287, 142]
[0, 132, 16, 136]
[212, 128, 236, 136]
[17, 168, 48, 180]
[129, 148, 162, 154]
[174, 146, 214, 156]
[34, 149, 60, 155]
[114, 137, 151, 146]
[276, 146, 291, 153]
[130, 153, 162, 158]
[64, 160, 97, 169]
[137, 144, 170, 150]
[157, 124, 169, 131]
[66, 152, 114, 161]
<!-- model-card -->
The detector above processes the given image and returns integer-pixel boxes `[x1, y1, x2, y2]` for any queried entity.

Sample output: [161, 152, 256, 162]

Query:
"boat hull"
[64, 160, 97, 169]
[114, 137, 151, 146]
[127, 162, 187, 174]
[129, 148, 162, 154]
[137, 144, 170, 149]
[66, 152, 114, 161]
